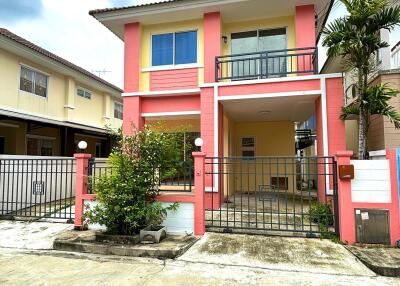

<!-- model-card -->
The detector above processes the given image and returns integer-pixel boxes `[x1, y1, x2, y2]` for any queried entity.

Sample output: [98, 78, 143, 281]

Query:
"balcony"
[215, 47, 318, 82]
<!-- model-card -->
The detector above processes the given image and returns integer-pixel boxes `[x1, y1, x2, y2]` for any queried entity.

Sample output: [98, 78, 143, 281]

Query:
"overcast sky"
[0, 1, 398, 89]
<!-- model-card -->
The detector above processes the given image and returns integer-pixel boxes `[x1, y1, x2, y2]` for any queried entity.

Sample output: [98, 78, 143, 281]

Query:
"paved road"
[0, 248, 399, 286]
[0, 221, 399, 285]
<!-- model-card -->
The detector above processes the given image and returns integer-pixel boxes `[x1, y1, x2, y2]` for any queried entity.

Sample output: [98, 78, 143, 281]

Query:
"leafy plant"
[84, 125, 182, 235]
[309, 202, 334, 228]
[322, 0, 400, 159]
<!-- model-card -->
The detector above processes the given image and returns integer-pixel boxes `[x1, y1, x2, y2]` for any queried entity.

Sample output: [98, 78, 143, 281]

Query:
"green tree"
[85, 126, 180, 235]
[322, 0, 400, 159]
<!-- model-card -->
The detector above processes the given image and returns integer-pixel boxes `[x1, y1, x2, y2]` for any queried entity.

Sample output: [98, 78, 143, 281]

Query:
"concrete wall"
[350, 159, 391, 203]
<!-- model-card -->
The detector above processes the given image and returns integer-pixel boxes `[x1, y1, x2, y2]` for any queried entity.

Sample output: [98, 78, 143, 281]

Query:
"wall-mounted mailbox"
[338, 165, 354, 180]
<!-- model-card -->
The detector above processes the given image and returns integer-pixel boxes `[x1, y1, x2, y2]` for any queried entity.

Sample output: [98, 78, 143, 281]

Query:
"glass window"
[241, 137, 255, 157]
[152, 33, 174, 66]
[152, 31, 197, 66]
[26, 137, 53, 156]
[20, 66, 48, 97]
[175, 31, 197, 64]
[77, 88, 91, 99]
[114, 102, 123, 119]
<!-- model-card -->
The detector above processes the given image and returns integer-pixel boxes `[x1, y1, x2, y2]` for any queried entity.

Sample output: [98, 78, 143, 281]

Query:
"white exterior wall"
[350, 159, 391, 203]
[161, 202, 194, 235]
[83, 200, 195, 235]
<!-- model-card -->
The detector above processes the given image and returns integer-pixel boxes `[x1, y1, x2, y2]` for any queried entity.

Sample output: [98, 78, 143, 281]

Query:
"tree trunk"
[358, 107, 368, 159]
[358, 69, 368, 159]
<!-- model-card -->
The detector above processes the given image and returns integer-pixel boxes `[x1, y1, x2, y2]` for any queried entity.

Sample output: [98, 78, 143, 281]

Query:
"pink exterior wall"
[123, 22, 143, 134]
[218, 79, 320, 97]
[124, 22, 141, 92]
[295, 5, 315, 48]
[315, 77, 345, 201]
[295, 5, 316, 74]
[326, 78, 346, 156]
[150, 68, 198, 91]
[123, 97, 144, 134]
[203, 12, 221, 83]
[336, 150, 400, 246]
[141, 95, 200, 113]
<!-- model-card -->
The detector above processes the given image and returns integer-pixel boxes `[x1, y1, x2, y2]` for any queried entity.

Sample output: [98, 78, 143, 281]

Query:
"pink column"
[386, 149, 400, 245]
[74, 153, 92, 229]
[295, 5, 316, 73]
[203, 12, 221, 83]
[123, 22, 144, 134]
[315, 77, 346, 201]
[123, 97, 144, 135]
[295, 5, 316, 48]
[336, 151, 355, 244]
[193, 152, 206, 235]
[326, 78, 346, 156]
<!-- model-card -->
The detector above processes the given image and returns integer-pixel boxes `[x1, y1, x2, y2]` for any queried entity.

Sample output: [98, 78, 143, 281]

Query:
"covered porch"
[204, 90, 338, 235]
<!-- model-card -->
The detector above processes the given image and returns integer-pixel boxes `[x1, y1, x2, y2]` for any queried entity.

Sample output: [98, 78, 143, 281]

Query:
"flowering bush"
[84, 126, 180, 235]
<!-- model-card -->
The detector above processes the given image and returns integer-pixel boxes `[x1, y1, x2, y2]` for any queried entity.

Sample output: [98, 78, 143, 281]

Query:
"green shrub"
[308, 202, 334, 228]
[84, 126, 181, 235]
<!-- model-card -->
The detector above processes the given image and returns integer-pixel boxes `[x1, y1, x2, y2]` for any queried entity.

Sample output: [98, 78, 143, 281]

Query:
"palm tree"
[322, 0, 400, 159]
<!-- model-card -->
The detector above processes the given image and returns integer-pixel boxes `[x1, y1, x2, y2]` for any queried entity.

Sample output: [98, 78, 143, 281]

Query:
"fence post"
[193, 152, 206, 235]
[335, 151, 355, 244]
[74, 153, 92, 229]
[386, 149, 400, 245]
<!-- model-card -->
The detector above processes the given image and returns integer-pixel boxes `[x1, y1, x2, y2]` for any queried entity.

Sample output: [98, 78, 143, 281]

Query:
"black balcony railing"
[215, 47, 318, 82]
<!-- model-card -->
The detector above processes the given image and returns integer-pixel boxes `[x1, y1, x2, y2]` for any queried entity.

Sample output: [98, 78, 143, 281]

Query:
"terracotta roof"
[89, 0, 182, 15]
[0, 28, 122, 92]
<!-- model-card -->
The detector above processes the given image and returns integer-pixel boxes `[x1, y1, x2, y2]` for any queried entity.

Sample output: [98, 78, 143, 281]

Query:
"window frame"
[240, 136, 256, 157]
[230, 26, 288, 54]
[151, 30, 198, 67]
[19, 64, 49, 98]
[76, 86, 92, 100]
[114, 101, 123, 120]
[25, 134, 55, 156]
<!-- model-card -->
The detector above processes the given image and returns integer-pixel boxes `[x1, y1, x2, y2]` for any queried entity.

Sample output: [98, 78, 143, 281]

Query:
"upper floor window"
[77, 87, 91, 99]
[114, 102, 123, 120]
[20, 66, 48, 97]
[152, 31, 197, 66]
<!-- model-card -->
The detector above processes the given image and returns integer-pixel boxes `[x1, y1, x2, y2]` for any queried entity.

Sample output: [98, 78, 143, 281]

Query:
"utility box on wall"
[355, 209, 390, 245]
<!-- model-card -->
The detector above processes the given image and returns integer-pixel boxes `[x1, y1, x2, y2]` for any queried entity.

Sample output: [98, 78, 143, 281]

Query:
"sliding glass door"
[231, 28, 287, 79]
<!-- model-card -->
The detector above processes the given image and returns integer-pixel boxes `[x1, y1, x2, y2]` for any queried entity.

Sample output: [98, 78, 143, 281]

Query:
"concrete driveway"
[0, 222, 399, 285]
[179, 233, 373, 276]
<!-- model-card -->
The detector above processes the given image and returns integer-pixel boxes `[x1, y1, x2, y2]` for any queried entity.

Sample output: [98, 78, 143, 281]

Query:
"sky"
[0, 1, 399, 89]
[0, 0, 146, 88]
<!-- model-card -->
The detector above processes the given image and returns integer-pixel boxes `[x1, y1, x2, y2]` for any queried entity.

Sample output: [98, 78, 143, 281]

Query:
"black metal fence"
[158, 160, 193, 192]
[215, 47, 318, 82]
[88, 159, 194, 193]
[0, 158, 75, 222]
[204, 156, 338, 236]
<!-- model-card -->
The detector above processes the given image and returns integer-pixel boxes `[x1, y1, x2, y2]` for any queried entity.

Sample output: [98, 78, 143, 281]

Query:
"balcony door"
[231, 27, 287, 79]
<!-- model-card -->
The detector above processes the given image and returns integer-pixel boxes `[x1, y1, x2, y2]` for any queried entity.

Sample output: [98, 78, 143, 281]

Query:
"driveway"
[0, 222, 399, 285]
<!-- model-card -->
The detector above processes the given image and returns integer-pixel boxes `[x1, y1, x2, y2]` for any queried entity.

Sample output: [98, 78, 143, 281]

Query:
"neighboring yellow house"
[0, 28, 123, 157]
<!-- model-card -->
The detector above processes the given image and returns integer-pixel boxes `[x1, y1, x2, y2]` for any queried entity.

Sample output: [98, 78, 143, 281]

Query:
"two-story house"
[90, 0, 346, 234]
[0, 28, 123, 157]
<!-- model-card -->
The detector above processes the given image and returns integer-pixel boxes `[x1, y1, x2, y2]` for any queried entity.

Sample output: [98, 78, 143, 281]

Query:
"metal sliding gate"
[204, 156, 339, 236]
[0, 157, 76, 223]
